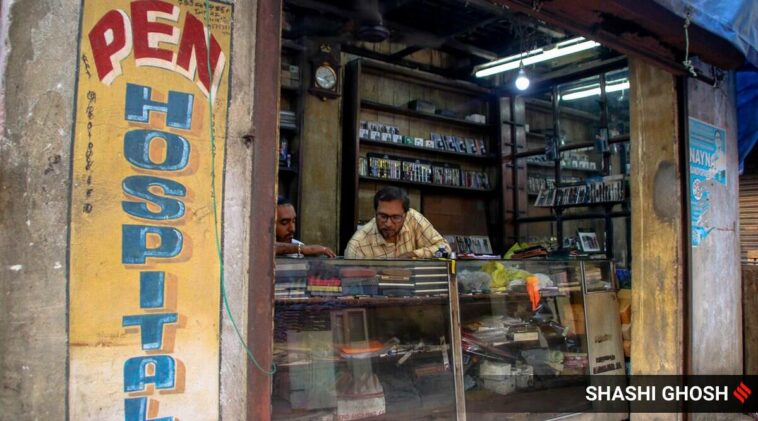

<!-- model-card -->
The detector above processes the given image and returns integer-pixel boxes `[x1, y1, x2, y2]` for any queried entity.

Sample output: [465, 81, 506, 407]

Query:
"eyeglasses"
[376, 212, 405, 223]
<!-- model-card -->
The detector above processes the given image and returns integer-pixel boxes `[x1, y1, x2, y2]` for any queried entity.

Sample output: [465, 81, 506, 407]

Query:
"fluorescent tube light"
[561, 80, 629, 101]
[474, 37, 601, 78]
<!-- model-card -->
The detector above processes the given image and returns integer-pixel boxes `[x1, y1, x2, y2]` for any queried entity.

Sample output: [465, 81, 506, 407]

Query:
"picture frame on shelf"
[578, 231, 601, 253]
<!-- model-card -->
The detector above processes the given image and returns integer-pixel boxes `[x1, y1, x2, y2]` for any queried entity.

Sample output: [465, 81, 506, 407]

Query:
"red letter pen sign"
[88, 0, 225, 98]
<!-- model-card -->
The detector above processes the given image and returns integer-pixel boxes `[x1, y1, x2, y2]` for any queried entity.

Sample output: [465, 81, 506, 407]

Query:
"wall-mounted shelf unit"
[278, 39, 305, 210]
[340, 59, 503, 253]
[503, 67, 631, 263]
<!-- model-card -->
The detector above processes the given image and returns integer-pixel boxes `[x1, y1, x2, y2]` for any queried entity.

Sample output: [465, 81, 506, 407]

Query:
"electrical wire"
[203, 0, 276, 376]
[682, 7, 698, 78]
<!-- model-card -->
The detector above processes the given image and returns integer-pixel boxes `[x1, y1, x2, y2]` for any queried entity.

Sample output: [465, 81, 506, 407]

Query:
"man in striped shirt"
[344, 186, 450, 258]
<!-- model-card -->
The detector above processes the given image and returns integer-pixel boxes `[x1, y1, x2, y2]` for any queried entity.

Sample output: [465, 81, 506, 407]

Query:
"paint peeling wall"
[0, 0, 12, 134]
[0, 0, 257, 418]
[0, 0, 79, 416]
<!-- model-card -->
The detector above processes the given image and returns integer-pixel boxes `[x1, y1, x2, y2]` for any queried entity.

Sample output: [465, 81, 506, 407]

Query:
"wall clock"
[309, 43, 341, 100]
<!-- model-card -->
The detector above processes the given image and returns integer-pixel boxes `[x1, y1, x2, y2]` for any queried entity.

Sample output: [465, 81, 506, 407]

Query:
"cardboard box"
[619, 301, 631, 325]
[621, 323, 632, 341]
[556, 297, 585, 335]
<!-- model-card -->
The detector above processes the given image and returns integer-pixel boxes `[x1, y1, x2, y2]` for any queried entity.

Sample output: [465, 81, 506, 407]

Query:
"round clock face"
[315, 65, 337, 90]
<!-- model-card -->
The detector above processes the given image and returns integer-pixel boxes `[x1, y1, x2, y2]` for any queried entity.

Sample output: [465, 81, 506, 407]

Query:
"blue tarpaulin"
[654, 0, 758, 172]
[737, 65, 758, 173]
[654, 0, 758, 67]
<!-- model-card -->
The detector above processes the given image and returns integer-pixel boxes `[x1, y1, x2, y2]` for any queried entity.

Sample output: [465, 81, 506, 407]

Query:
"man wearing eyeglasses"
[344, 186, 450, 258]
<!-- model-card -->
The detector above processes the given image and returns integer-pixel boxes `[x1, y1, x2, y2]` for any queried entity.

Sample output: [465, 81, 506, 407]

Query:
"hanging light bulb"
[515, 66, 530, 91]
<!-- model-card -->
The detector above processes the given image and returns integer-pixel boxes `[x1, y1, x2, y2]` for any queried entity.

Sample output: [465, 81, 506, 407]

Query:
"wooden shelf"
[280, 84, 300, 94]
[278, 166, 298, 175]
[341, 58, 502, 253]
[275, 295, 449, 307]
[360, 175, 494, 194]
[278, 41, 304, 213]
[524, 97, 600, 122]
[272, 397, 455, 421]
[281, 39, 304, 52]
[459, 291, 567, 301]
[360, 138, 497, 163]
[512, 135, 629, 159]
[527, 161, 599, 173]
[527, 132, 546, 139]
[361, 100, 490, 130]
[535, 200, 626, 210]
[279, 123, 298, 133]
[361, 58, 489, 96]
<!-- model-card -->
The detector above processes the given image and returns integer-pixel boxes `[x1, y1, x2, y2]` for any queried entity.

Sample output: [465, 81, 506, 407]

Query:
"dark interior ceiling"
[282, 0, 621, 83]
[283, 0, 746, 87]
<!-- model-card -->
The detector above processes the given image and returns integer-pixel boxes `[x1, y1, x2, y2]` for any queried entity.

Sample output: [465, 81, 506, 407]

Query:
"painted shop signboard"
[68, 0, 232, 419]
[688, 117, 727, 247]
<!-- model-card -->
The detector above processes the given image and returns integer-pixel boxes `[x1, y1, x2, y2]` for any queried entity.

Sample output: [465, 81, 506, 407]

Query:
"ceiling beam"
[387, 46, 424, 61]
[286, 0, 499, 61]
[380, 0, 418, 13]
[452, 0, 565, 38]
[341, 44, 458, 78]
[490, 0, 744, 72]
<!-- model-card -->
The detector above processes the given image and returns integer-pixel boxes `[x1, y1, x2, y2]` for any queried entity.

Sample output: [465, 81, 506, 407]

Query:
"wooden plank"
[248, 0, 281, 418]
[629, 59, 685, 382]
[361, 59, 491, 95]
[300, 79, 342, 251]
[744, 266, 758, 375]
[687, 74, 742, 375]
[449, 267, 467, 420]
[740, 174, 758, 260]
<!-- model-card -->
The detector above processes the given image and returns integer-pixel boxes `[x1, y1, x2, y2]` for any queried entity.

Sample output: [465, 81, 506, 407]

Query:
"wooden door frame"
[247, 0, 282, 418]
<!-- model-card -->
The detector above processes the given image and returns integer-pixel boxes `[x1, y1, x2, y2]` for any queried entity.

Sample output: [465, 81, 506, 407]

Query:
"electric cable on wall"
[682, 7, 698, 78]
[203, 0, 276, 376]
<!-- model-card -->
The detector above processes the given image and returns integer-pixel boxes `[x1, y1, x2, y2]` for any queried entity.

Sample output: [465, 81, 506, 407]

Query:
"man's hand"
[302, 244, 336, 258]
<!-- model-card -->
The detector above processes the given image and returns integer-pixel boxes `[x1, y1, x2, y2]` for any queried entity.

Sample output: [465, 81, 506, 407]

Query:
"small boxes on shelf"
[280, 63, 300, 88]
[408, 99, 436, 113]
[280, 110, 297, 129]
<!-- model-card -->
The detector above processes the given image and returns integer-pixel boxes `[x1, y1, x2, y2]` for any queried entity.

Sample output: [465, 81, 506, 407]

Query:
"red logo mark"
[733, 382, 752, 404]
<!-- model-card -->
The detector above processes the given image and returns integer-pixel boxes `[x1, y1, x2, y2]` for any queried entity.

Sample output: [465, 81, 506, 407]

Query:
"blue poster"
[689, 117, 727, 247]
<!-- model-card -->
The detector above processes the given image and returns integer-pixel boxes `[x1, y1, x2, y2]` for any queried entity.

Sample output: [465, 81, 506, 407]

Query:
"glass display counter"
[455, 258, 625, 418]
[271, 257, 624, 420]
[272, 258, 458, 420]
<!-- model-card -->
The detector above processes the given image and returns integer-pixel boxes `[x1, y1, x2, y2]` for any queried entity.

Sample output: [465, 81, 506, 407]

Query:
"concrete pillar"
[0, 0, 258, 418]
